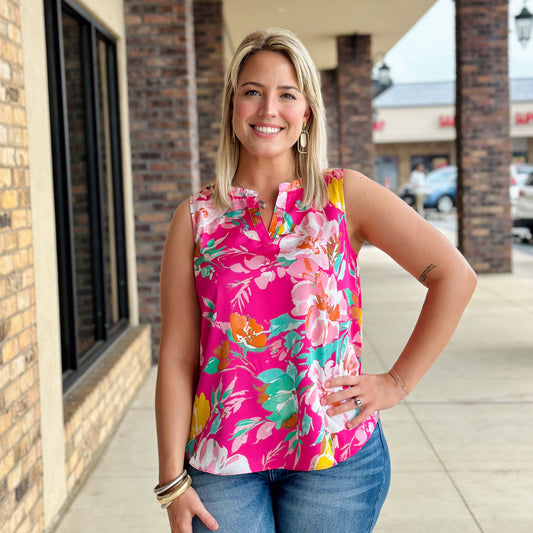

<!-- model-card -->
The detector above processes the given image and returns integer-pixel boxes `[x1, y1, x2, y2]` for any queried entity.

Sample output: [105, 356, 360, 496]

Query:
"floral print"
[187, 169, 378, 474]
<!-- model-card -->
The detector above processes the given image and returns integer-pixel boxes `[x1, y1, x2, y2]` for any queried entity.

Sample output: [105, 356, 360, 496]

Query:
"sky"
[381, 0, 533, 83]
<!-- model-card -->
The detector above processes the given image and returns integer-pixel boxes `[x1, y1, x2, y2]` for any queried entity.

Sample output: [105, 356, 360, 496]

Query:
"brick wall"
[321, 69, 340, 168]
[455, 0, 511, 272]
[0, 1, 43, 531]
[125, 0, 199, 360]
[336, 34, 374, 178]
[193, 0, 224, 186]
[63, 326, 151, 492]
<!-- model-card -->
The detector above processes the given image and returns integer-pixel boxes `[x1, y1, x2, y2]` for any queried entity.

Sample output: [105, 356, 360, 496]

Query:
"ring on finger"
[354, 397, 362, 408]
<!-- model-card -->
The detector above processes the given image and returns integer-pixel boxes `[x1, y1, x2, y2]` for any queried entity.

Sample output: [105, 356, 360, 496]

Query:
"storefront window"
[44, 0, 129, 391]
[375, 156, 399, 190]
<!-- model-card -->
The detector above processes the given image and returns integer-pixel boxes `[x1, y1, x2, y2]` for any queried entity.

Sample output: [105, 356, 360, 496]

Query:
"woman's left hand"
[321, 373, 407, 429]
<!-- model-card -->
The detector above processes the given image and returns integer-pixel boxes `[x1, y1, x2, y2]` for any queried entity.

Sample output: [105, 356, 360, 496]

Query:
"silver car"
[513, 172, 533, 238]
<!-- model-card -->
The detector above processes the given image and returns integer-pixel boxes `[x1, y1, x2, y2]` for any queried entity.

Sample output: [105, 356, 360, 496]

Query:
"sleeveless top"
[186, 168, 378, 474]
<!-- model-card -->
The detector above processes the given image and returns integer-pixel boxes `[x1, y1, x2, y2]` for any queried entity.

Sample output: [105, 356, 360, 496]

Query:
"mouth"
[252, 125, 283, 135]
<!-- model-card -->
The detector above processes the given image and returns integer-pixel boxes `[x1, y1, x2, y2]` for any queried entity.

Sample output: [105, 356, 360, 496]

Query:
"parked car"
[398, 166, 457, 213]
[510, 163, 533, 206]
[513, 172, 533, 233]
[399, 163, 531, 214]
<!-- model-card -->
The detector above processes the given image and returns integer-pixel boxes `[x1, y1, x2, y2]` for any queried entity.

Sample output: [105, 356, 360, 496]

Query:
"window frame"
[44, 0, 129, 392]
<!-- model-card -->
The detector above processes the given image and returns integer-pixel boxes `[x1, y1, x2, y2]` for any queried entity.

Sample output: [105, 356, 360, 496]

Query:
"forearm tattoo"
[418, 263, 436, 283]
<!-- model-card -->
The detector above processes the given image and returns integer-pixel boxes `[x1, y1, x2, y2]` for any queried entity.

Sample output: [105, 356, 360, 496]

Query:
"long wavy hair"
[213, 27, 329, 210]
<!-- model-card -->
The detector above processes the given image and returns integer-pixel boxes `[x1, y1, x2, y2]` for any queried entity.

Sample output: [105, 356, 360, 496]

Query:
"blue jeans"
[188, 421, 390, 533]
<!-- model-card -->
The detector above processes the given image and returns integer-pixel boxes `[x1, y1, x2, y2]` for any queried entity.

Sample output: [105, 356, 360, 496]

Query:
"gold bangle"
[157, 475, 192, 507]
[390, 368, 409, 395]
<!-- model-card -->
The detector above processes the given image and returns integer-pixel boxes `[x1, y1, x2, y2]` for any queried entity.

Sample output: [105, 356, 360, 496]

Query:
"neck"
[234, 152, 295, 189]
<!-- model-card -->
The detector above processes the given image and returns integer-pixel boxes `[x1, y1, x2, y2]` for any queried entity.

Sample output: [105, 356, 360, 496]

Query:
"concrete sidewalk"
[52, 231, 533, 533]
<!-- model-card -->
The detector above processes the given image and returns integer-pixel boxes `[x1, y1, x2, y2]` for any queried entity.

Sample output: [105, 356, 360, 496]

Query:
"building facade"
[0, 0, 514, 531]
[373, 79, 533, 190]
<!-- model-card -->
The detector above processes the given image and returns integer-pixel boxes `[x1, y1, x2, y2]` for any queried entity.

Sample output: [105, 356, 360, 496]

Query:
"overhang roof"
[223, 0, 437, 70]
[374, 78, 533, 108]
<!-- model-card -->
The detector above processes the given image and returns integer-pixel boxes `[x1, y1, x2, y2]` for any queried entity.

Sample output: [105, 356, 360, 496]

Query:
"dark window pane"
[62, 10, 96, 354]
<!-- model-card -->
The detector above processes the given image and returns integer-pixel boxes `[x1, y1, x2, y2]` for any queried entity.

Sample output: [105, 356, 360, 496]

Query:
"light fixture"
[372, 56, 392, 98]
[377, 62, 391, 87]
[515, 4, 533, 48]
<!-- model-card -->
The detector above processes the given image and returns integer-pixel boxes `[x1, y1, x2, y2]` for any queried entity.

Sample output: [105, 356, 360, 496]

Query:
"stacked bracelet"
[154, 469, 188, 496]
[154, 470, 192, 509]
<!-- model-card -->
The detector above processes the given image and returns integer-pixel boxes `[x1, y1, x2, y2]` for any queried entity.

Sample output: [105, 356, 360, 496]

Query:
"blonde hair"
[214, 27, 329, 209]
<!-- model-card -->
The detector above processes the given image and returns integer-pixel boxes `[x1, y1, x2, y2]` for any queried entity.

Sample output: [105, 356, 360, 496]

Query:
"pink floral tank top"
[186, 169, 378, 474]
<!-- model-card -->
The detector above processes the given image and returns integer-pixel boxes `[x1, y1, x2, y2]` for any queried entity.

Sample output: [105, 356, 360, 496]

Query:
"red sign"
[373, 120, 385, 131]
[438, 115, 455, 127]
[515, 112, 533, 125]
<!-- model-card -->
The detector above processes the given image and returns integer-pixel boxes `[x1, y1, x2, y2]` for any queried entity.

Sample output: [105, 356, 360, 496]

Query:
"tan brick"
[16, 287, 31, 311]
[21, 267, 33, 288]
[0, 146, 15, 166]
[17, 228, 31, 247]
[8, 353, 24, 380]
[1, 334, 19, 363]
[4, 232, 17, 251]
[8, 314, 21, 337]
[1, 39, 17, 63]
[11, 208, 28, 228]
[12, 168, 27, 187]
[0, 58, 10, 81]
[0, 252, 14, 276]
[0, 167, 11, 187]
[15, 147, 28, 166]
[22, 307, 35, 328]
[0, 101, 12, 122]
[0, 406, 13, 435]
[7, 22, 20, 44]
[0, 359, 9, 385]
[17, 328, 33, 352]
[12, 106, 25, 126]
[14, 248, 28, 269]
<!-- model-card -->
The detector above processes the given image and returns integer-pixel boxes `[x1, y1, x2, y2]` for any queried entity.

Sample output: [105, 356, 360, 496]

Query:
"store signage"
[515, 112, 533, 125]
[373, 119, 385, 131]
[438, 115, 455, 127]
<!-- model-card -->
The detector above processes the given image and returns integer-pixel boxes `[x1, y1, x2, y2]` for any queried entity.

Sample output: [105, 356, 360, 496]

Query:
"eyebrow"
[240, 81, 301, 92]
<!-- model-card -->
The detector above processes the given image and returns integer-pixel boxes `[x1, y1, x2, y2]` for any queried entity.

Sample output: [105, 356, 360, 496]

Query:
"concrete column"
[336, 34, 375, 177]
[321, 69, 340, 168]
[125, 0, 199, 358]
[193, 0, 224, 185]
[455, 0, 511, 273]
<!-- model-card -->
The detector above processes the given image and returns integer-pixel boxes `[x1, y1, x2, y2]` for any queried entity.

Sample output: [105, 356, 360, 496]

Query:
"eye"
[244, 89, 260, 97]
[281, 93, 297, 100]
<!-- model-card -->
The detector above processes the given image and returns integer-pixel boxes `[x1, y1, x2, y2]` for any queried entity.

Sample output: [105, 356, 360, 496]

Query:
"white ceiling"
[223, 0, 438, 70]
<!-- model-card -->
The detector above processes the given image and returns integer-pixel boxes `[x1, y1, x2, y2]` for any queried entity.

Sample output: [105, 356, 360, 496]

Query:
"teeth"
[255, 126, 281, 134]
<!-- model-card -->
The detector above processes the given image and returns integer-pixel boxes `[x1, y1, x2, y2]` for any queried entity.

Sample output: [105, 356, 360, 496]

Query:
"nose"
[258, 93, 277, 117]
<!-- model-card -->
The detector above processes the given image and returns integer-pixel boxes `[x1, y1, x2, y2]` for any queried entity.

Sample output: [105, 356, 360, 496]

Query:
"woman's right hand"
[166, 487, 219, 532]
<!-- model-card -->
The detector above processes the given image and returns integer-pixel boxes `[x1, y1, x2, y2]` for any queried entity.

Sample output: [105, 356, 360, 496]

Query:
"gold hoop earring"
[298, 123, 308, 155]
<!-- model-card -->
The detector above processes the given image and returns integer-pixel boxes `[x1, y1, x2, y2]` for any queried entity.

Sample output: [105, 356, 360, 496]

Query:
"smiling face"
[232, 51, 310, 167]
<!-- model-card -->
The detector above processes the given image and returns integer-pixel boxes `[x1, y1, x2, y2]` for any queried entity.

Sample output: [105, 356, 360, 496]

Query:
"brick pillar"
[193, 0, 224, 185]
[336, 35, 374, 177]
[321, 69, 339, 168]
[0, 1, 43, 531]
[125, 0, 199, 359]
[455, 0, 511, 273]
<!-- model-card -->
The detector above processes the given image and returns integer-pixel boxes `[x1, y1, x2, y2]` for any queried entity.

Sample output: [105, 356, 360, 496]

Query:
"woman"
[155, 28, 476, 533]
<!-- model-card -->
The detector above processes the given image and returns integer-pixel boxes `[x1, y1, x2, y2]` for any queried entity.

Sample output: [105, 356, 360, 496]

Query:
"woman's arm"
[323, 170, 477, 428]
[156, 201, 218, 532]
